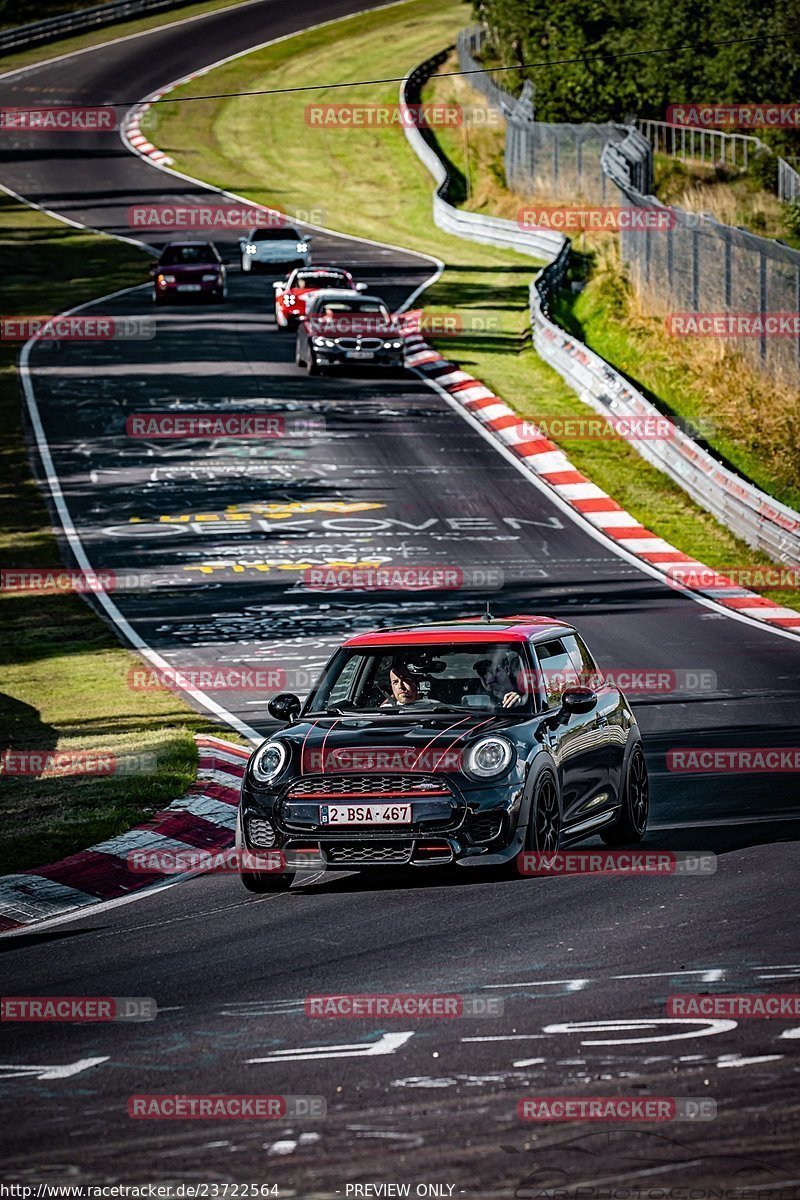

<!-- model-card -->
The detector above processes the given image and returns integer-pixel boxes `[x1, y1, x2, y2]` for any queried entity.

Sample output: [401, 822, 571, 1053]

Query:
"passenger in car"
[472, 652, 525, 708]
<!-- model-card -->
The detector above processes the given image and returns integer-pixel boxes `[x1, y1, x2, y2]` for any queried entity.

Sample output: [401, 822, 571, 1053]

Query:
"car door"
[532, 636, 609, 826]
[566, 632, 627, 804]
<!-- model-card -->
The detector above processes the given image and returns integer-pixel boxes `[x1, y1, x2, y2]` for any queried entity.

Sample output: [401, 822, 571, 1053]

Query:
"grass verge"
[0, 193, 238, 875]
[150, 0, 800, 614]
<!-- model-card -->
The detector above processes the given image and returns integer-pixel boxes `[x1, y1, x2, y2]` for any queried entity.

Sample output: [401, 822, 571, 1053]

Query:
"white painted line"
[716, 1053, 783, 1068]
[247, 1031, 414, 1063]
[0, 1057, 109, 1080]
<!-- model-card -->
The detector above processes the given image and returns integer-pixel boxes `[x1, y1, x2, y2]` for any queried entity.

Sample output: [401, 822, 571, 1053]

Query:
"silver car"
[239, 226, 312, 272]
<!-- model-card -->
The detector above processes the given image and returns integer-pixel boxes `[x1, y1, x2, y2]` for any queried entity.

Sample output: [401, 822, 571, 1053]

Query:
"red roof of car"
[343, 615, 570, 648]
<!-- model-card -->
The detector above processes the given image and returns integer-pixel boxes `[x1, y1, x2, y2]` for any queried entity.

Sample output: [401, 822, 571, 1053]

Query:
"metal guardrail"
[779, 157, 800, 203]
[0, 0, 203, 53]
[401, 46, 800, 567]
[639, 119, 800, 204]
[637, 119, 762, 170]
[402, 55, 564, 262]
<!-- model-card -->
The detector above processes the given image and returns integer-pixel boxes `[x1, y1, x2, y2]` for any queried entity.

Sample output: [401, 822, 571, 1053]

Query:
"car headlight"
[245, 244, 257, 254]
[283, 294, 296, 306]
[385, 340, 403, 350]
[313, 336, 336, 347]
[202, 273, 219, 281]
[157, 273, 176, 285]
[296, 242, 309, 253]
[465, 737, 514, 779]
[250, 740, 288, 785]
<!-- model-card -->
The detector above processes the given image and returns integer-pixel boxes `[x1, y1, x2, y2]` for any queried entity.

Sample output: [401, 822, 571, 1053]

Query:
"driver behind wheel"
[380, 658, 421, 707]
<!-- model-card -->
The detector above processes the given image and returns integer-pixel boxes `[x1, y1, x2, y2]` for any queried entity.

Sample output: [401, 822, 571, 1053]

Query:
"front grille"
[336, 337, 385, 350]
[325, 842, 413, 865]
[247, 817, 276, 848]
[468, 812, 505, 843]
[288, 774, 450, 799]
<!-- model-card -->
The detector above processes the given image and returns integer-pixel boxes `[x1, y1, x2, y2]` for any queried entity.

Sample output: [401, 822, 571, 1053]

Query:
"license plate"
[177, 284, 201, 292]
[320, 803, 411, 825]
[347, 350, 375, 360]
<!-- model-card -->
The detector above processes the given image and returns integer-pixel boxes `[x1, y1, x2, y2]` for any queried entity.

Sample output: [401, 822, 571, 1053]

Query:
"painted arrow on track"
[247, 1032, 414, 1063]
[0, 1056, 109, 1080]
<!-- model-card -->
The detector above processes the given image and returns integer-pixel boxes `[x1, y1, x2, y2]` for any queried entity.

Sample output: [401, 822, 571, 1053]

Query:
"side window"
[534, 639, 580, 709]
[563, 634, 602, 688]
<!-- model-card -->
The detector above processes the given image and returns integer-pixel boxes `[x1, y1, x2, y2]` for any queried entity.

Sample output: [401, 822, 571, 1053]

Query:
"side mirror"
[148, 265, 156, 277]
[560, 686, 598, 715]
[267, 692, 302, 723]
[355, 282, 368, 292]
[272, 281, 282, 291]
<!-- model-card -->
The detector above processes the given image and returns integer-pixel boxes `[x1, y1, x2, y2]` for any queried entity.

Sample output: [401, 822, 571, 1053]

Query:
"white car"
[239, 226, 312, 272]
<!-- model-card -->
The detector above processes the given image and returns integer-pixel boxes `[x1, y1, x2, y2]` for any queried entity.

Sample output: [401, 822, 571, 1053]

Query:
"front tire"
[240, 868, 294, 893]
[601, 743, 649, 845]
[527, 770, 561, 852]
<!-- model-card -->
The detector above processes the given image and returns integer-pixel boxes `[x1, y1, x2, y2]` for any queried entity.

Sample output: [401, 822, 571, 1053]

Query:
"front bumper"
[156, 278, 223, 298]
[240, 774, 526, 869]
[313, 348, 405, 369]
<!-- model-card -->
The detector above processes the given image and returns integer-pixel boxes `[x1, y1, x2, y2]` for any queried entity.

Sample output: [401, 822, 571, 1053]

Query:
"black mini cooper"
[236, 615, 649, 890]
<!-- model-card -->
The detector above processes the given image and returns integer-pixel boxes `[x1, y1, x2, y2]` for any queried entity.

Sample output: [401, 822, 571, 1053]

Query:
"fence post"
[724, 237, 732, 308]
[691, 227, 700, 310]
[759, 251, 767, 362]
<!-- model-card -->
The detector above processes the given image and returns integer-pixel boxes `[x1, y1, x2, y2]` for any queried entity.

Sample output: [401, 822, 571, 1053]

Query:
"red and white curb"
[0, 735, 249, 934]
[403, 333, 800, 634]
[124, 96, 173, 165]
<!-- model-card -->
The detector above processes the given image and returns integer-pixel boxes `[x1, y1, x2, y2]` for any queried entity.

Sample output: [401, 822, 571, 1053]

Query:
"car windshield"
[159, 245, 215, 264]
[315, 300, 387, 315]
[294, 271, 349, 288]
[306, 643, 535, 715]
[251, 227, 300, 241]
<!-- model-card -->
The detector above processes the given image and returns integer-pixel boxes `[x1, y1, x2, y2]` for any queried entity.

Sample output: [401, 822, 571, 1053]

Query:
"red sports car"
[152, 241, 226, 304]
[273, 265, 365, 328]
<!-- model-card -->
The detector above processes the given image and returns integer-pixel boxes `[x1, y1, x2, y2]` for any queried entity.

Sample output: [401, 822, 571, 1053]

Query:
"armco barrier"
[401, 48, 800, 569]
[403, 54, 564, 263]
[0, 0, 203, 54]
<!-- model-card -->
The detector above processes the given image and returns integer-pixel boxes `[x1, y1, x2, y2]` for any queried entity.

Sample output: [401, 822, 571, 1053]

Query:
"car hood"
[270, 712, 532, 770]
